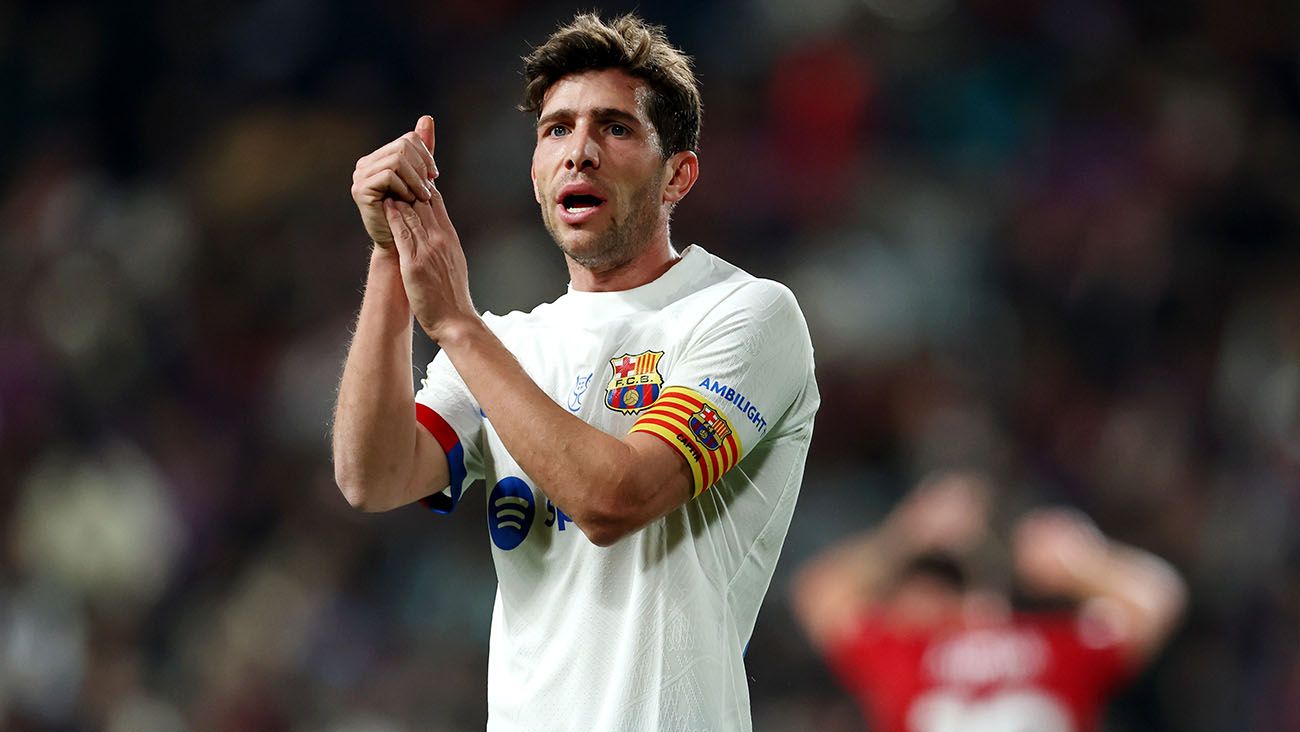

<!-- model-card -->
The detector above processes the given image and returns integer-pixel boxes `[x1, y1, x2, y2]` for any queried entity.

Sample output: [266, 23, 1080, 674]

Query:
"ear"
[661, 151, 699, 204]
[530, 164, 541, 204]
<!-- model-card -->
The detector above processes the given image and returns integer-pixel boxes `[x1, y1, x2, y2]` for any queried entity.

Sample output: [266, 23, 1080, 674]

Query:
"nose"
[564, 124, 600, 172]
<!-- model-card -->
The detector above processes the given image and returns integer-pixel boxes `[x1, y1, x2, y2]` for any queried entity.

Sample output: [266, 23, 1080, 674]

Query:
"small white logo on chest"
[568, 372, 593, 413]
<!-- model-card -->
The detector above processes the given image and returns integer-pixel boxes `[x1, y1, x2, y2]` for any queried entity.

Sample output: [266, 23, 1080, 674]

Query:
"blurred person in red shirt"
[791, 472, 1186, 732]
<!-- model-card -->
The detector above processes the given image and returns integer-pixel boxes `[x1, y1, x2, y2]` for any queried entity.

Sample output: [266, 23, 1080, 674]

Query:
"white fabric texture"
[414, 245, 820, 731]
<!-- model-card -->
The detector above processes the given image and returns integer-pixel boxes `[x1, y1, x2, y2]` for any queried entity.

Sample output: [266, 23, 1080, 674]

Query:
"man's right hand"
[351, 116, 439, 247]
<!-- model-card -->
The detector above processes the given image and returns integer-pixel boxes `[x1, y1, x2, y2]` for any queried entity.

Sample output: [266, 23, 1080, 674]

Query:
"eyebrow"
[537, 107, 643, 130]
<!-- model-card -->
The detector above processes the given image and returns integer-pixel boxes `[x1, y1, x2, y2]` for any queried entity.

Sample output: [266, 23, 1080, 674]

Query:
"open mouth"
[562, 193, 605, 213]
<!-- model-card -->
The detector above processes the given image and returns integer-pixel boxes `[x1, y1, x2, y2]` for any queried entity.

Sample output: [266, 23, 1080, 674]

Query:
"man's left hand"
[1012, 508, 1108, 597]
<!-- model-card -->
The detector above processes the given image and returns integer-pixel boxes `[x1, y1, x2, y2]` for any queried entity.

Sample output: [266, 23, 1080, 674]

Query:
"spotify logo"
[487, 477, 535, 550]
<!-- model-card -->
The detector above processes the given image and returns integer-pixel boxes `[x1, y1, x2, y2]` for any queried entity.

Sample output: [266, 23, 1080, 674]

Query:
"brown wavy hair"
[520, 13, 701, 158]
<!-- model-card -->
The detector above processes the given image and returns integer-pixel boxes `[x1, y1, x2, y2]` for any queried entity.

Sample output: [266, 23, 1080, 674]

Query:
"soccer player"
[332, 13, 820, 731]
[790, 473, 1186, 732]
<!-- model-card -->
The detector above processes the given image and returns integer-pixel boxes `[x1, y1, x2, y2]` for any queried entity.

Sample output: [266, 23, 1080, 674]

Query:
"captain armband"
[628, 386, 742, 497]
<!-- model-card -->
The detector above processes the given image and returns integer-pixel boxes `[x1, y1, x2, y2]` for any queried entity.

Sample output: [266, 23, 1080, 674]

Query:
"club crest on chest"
[604, 350, 665, 414]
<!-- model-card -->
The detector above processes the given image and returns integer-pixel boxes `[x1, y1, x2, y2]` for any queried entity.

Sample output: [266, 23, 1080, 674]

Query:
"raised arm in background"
[790, 473, 991, 651]
[1012, 508, 1187, 667]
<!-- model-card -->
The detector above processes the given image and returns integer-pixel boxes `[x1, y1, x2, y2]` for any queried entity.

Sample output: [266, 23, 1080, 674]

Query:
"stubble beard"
[542, 174, 664, 274]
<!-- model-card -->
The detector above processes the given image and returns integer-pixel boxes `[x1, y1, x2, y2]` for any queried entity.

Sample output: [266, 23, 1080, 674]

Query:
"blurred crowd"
[1, 0, 1297, 730]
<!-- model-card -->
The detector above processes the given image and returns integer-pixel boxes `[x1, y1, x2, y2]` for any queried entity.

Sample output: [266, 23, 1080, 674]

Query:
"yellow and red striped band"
[629, 386, 743, 497]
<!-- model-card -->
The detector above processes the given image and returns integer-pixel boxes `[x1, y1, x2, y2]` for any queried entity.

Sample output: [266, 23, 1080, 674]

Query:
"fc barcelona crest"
[688, 404, 733, 450]
[604, 350, 665, 415]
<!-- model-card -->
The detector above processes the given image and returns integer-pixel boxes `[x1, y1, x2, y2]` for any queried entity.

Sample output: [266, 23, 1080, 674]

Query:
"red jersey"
[825, 613, 1131, 732]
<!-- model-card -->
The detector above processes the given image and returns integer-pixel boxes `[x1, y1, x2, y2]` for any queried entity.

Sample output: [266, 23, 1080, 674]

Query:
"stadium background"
[2, 0, 1297, 729]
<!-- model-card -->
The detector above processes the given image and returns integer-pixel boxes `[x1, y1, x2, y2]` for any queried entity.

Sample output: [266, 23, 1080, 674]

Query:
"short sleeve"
[413, 348, 486, 513]
[824, 614, 892, 690]
[1031, 613, 1134, 698]
[628, 281, 814, 496]
[1068, 611, 1134, 693]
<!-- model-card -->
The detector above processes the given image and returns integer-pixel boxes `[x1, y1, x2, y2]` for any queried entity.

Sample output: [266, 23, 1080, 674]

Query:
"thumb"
[416, 115, 435, 154]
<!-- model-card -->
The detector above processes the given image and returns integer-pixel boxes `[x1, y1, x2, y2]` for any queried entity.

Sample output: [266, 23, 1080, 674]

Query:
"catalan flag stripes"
[628, 386, 743, 497]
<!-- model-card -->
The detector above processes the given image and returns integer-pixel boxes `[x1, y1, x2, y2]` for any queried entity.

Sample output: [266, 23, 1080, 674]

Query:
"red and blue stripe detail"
[415, 403, 468, 514]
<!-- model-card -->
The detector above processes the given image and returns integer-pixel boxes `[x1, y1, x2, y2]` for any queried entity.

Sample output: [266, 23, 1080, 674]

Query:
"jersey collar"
[557, 244, 711, 317]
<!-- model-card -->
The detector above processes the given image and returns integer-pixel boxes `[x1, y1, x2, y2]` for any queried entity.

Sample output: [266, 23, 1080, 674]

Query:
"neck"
[567, 234, 681, 292]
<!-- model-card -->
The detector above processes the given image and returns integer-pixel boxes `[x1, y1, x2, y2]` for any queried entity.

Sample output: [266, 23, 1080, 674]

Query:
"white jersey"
[414, 245, 819, 731]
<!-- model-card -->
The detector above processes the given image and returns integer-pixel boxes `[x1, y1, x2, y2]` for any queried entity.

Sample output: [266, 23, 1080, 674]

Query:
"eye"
[547, 125, 569, 137]
[609, 124, 629, 137]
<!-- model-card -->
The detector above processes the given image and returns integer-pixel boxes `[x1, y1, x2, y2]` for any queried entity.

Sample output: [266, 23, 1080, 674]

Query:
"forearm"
[332, 248, 422, 510]
[1073, 543, 1180, 602]
[437, 317, 664, 542]
[1071, 541, 1187, 653]
[798, 519, 914, 603]
[790, 517, 918, 649]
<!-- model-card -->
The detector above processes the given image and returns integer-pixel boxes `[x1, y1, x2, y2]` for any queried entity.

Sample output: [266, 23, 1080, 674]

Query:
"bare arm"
[790, 473, 989, 650]
[789, 516, 913, 651]
[332, 117, 448, 512]
[332, 248, 448, 511]
[1012, 509, 1187, 667]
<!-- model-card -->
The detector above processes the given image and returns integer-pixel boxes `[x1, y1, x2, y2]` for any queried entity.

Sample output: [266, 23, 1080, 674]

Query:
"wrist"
[363, 246, 412, 328]
[430, 313, 486, 350]
[370, 240, 400, 265]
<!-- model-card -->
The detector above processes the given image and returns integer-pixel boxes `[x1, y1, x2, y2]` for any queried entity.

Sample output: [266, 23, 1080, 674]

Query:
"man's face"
[531, 68, 672, 272]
